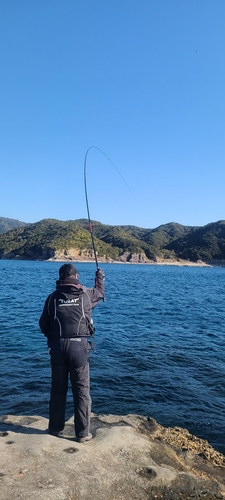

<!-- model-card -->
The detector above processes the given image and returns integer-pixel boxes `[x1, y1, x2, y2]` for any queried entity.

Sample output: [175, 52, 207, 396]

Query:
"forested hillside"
[0, 217, 26, 234]
[0, 217, 225, 263]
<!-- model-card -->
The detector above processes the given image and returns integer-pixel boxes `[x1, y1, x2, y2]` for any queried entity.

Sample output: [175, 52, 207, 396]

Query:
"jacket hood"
[56, 276, 80, 288]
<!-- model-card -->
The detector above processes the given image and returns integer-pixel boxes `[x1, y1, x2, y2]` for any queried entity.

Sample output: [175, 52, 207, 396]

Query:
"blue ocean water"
[0, 260, 225, 454]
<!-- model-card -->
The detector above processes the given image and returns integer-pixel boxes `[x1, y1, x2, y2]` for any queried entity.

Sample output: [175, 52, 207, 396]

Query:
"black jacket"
[39, 272, 104, 341]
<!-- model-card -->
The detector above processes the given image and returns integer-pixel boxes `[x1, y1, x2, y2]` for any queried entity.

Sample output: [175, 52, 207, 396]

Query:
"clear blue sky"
[1, 0, 224, 229]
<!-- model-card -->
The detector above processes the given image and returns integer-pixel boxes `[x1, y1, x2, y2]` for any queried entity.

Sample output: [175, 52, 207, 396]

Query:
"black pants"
[49, 338, 91, 438]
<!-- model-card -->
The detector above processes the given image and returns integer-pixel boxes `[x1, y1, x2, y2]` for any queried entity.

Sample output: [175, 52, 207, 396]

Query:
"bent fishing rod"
[84, 145, 133, 271]
[84, 147, 100, 270]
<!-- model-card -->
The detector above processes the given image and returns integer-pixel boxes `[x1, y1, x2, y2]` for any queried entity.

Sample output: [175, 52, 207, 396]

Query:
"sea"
[0, 260, 225, 455]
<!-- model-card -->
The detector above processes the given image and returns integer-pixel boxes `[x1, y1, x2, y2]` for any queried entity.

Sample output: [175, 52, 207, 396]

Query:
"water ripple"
[0, 261, 225, 454]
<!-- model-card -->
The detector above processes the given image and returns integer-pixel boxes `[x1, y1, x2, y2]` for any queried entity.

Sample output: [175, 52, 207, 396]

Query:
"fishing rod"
[84, 146, 133, 270]
[84, 147, 99, 270]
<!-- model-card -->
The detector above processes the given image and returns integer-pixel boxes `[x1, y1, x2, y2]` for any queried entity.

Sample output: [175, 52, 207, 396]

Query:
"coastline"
[46, 256, 212, 267]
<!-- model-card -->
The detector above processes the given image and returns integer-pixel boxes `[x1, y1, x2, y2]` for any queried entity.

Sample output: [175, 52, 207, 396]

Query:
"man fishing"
[39, 263, 104, 442]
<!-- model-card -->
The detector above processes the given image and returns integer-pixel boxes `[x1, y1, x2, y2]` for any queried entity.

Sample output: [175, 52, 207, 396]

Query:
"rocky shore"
[0, 413, 224, 500]
[46, 249, 211, 267]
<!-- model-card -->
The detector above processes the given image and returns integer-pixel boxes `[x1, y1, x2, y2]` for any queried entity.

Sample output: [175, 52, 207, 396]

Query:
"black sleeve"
[94, 270, 105, 299]
[82, 271, 105, 310]
[39, 294, 52, 338]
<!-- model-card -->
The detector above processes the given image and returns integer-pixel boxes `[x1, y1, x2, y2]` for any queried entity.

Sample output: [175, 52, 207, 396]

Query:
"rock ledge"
[0, 413, 225, 500]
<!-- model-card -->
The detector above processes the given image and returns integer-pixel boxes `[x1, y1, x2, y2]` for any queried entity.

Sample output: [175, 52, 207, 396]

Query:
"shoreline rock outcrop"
[0, 413, 224, 499]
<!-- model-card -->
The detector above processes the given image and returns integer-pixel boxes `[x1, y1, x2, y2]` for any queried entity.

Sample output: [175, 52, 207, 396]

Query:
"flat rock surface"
[0, 413, 225, 500]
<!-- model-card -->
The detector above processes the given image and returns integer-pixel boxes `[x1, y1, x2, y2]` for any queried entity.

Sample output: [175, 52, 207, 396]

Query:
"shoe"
[48, 429, 63, 437]
[77, 433, 92, 443]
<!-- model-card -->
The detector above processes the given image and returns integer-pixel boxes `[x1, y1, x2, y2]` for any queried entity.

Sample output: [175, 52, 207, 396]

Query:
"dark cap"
[59, 264, 78, 280]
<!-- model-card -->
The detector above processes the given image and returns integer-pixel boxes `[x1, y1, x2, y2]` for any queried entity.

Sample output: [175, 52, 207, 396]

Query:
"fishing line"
[84, 145, 133, 270]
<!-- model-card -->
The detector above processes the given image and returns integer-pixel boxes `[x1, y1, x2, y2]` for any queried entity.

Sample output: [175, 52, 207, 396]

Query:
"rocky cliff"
[0, 413, 224, 500]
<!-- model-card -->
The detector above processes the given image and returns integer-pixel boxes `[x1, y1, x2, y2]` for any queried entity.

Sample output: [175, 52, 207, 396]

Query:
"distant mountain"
[166, 220, 225, 261]
[0, 217, 27, 234]
[139, 222, 195, 248]
[0, 218, 225, 263]
[0, 219, 123, 261]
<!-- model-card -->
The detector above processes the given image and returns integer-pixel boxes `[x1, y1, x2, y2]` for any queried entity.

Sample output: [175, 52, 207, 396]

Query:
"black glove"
[96, 268, 105, 279]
